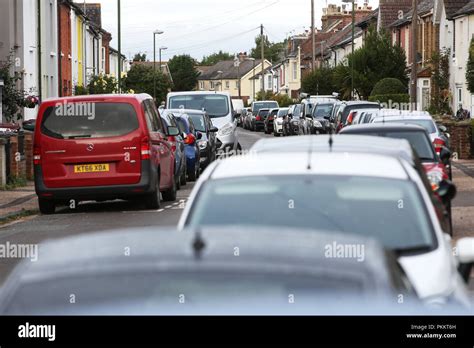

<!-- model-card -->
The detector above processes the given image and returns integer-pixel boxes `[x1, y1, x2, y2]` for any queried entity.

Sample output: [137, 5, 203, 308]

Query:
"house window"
[101, 47, 106, 72]
[235, 81, 239, 89]
[457, 87, 463, 106]
[199, 81, 204, 90]
[210, 81, 215, 90]
[293, 62, 297, 80]
[267, 75, 272, 89]
[226, 81, 230, 89]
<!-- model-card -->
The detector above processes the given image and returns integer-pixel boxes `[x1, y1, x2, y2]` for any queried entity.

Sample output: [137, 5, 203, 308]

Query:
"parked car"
[250, 100, 279, 116]
[160, 110, 187, 188]
[167, 91, 241, 154]
[283, 104, 308, 136]
[333, 101, 381, 133]
[178, 149, 473, 308]
[340, 123, 454, 233]
[184, 109, 219, 170]
[273, 108, 289, 136]
[33, 94, 179, 214]
[173, 114, 201, 181]
[264, 108, 279, 134]
[251, 108, 270, 132]
[0, 227, 423, 315]
[309, 102, 334, 134]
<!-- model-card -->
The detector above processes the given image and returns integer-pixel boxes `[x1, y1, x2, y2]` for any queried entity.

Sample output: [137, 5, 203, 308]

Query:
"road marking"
[165, 205, 173, 209]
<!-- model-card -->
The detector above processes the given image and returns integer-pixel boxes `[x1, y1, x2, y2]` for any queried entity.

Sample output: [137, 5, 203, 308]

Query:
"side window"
[142, 102, 156, 132]
[188, 118, 196, 133]
[148, 100, 165, 133]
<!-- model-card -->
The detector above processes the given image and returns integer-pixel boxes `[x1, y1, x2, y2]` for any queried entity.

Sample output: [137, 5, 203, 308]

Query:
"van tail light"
[184, 133, 196, 145]
[168, 136, 177, 153]
[433, 138, 445, 154]
[141, 137, 151, 160]
[256, 116, 261, 121]
[33, 145, 41, 165]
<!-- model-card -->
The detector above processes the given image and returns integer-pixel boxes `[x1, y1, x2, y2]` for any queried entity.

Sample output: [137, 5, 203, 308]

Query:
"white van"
[167, 91, 240, 153]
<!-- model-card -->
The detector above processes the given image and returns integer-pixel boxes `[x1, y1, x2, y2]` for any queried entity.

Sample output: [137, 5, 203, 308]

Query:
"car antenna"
[328, 132, 333, 153]
[307, 134, 313, 170]
[192, 229, 206, 260]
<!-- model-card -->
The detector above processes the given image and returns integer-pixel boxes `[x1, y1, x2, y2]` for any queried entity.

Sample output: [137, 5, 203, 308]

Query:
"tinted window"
[188, 114, 206, 132]
[168, 95, 229, 118]
[379, 119, 436, 133]
[41, 102, 139, 139]
[188, 176, 436, 252]
[342, 104, 380, 123]
[252, 102, 279, 113]
[277, 109, 289, 117]
[313, 104, 334, 118]
[367, 131, 436, 161]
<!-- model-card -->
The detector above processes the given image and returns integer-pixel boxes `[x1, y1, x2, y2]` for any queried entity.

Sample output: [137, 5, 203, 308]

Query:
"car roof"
[42, 93, 152, 103]
[210, 152, 408, 180]
[166, 108, 206, 115]
[167, 91, 230, 97]
[340, 123, 429, 134]
[373, 110, 431, 118]
[251, 135, 415, 164]
[342, 101, 380, 106]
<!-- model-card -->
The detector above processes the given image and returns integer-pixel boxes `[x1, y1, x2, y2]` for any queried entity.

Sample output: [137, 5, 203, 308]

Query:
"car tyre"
[180, 164, 187, 186]
[38, 198, 56, 215]
[145, 172, 161, 209]
[188, 164, 197, 182]
[162, 175, 177, 201]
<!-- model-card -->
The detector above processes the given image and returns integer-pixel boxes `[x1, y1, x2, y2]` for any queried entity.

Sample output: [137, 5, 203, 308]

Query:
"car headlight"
[276, 120, 283, 125]
[313, 120, 322, 128]
[198, 140, 207, 150]
[218, 123, 234, 136]
[427, 170, 443, 190]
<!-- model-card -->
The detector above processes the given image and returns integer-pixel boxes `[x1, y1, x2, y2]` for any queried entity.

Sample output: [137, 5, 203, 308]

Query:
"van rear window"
[40, 102, 139, 139]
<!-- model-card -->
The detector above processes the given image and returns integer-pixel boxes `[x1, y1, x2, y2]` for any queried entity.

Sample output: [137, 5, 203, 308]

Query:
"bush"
[368, 94, 410, 105]
[272, 94, 293, 107]
[74, 85, 89, 95]
[371, 78, 407, 96]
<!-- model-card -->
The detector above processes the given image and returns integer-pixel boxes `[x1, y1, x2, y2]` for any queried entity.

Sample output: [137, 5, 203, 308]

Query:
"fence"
[0, 132, 34, 186]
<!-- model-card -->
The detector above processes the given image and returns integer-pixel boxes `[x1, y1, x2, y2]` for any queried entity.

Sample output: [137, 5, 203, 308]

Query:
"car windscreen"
[40, 102, 139, 139]
[342, 104, 379, 123]
[313, 104, 334, 118]
[259, 110, 269, 118]
[277, 109, 289, 117]
[4, 270, 368, 314]
[187, 175, 436, 252]
[380, 119, 437, 134]
[188, 114, 207, 132]
[168, 95, 229, 118]
[253, 102, 278, 113]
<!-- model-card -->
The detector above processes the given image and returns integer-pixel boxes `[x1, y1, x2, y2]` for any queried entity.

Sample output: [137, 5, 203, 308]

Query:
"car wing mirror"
[456, 237, 474, 283]
[196, 132, 203, 140]
[167, 126, 180, 136]
[437, 179, 456, 201]
[439, 147, 452, 165]
[210, 126, 218, 133]
[438, 125, 447, 133]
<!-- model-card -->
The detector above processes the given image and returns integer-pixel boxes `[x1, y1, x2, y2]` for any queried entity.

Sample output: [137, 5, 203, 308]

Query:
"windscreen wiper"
[68, 135, 92, 139]
[393, 245, 433, 255]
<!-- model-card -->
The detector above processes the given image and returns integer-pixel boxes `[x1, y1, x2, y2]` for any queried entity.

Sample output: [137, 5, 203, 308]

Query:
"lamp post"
[153, 30, 164, 102]
[0, 79, 4, 123]
[342, 0, 355, 100]
[159, 46, 168, 75]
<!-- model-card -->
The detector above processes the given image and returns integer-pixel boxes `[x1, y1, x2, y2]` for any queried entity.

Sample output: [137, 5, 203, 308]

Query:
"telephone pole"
[410, 0, 418, 110]
[117, 0, 122, 93]
[261, 24, 265, 96]
[311, 0, 316, 71]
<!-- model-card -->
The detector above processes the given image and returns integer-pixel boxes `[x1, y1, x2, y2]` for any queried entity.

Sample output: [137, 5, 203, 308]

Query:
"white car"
[273, 108, 289, 136]
[179, 151, 474, 308]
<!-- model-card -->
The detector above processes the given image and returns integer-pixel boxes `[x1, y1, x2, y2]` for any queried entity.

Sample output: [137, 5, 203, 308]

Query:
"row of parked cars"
[32, 93, 225, 214]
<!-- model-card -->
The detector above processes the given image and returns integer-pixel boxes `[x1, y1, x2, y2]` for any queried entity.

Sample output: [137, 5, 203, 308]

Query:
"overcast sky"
[86, 0, 379, 62]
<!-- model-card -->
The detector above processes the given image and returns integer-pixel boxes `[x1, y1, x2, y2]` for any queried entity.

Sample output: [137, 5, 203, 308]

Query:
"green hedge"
[368, 94, 410, 105]
[371, 78, 407, 96]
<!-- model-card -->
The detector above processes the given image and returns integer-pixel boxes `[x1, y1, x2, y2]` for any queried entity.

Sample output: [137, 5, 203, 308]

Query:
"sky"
[86, 0, 380, 62]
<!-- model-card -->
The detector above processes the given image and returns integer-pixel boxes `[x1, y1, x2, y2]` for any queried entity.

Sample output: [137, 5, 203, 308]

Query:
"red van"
[33, 94, 179, 214]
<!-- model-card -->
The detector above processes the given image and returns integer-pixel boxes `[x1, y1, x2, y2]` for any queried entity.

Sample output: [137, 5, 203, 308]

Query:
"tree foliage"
[370, 78, 406, 96]
[333, 27, 408, 100]
[301, 67, 337, 96]
[168, 54, 200, 91]
[467, 38, 474, 94]
[201, 51, 234, 66]
[133, 53, 147, 62]
[122, 64, 171, 103]
[250, 34, 286, 63]
[430, 48, 452, 115]
[87, 74, 118, 95]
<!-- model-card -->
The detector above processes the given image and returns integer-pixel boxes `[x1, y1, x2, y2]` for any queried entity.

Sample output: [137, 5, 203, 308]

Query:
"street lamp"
[159, 46, 168, 74]
[245, 57, 256, 102]
[342, 0, 355, 100]
[153, 30, 164, 102]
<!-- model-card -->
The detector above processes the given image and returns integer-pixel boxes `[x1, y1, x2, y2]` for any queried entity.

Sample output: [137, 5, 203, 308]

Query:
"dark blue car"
[174, 114, 201, 181]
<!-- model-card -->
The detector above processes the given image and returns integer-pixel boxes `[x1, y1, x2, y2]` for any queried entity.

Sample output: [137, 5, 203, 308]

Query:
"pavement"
[0, 182, 38, 222]
[452, 160, 474, 242]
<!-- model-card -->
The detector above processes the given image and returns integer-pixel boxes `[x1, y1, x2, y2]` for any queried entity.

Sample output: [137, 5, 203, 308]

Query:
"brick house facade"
[58, 0, 73, 96]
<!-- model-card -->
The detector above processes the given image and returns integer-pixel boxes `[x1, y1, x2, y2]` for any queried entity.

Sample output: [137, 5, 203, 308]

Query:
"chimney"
[83, 3, 102, 28]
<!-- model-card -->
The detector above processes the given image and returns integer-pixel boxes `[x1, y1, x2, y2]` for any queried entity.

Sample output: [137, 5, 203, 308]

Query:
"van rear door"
[38, 101, 143, 188]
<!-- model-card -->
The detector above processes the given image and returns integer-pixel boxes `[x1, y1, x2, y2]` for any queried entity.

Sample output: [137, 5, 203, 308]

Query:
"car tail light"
[141, 137, 151, 160]
[346, 112, 356, 125]
[256, 116, 261, 121]
[33, 145, 41, 165]
[433, 138, 445, 154]
[168, 136, 177, 153]
[184, 133, 196, 145]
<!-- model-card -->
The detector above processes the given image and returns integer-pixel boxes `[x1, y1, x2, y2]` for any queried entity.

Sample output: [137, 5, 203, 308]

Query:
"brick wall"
[59, 1, 72, 96]
[0, 138, 6, 186]
[24, 133, 34, 180]
[444, 121, 472, 160]
[6, 135, 28, 181]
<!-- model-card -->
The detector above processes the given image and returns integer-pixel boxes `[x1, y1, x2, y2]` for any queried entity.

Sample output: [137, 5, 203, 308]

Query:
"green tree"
[122, 64, 171, 103]
[87, 74, 118, 94]
[301, 67, 337, 96]
[333, 27, 408, 100]
[168, 54, 200, 91]
[430, 48, 452, 115]
[201, 51, 234, 66]
[0, 52, 29, 122]
[250, 35, 286, 63]
[133, 53, 147, 62]
[467, 38, 474, 94]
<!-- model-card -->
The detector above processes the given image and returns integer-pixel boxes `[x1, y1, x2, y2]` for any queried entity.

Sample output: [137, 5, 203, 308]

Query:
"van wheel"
[38, 198, 56, 215]
[188, 165, 197, 182]
[145, 174, 161, 209]
[162, 176, 177, 201]
[180, 163, 187, 186]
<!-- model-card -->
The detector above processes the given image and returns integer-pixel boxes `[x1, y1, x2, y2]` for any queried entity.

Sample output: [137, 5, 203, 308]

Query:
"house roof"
[378, 0, 414, 29]
[389, 0, 435, 27]
[444, 0, 471, 19]
[452, 0, 474, 18]
[197, 59, 264, 80]
[356, 9, 379, 29]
